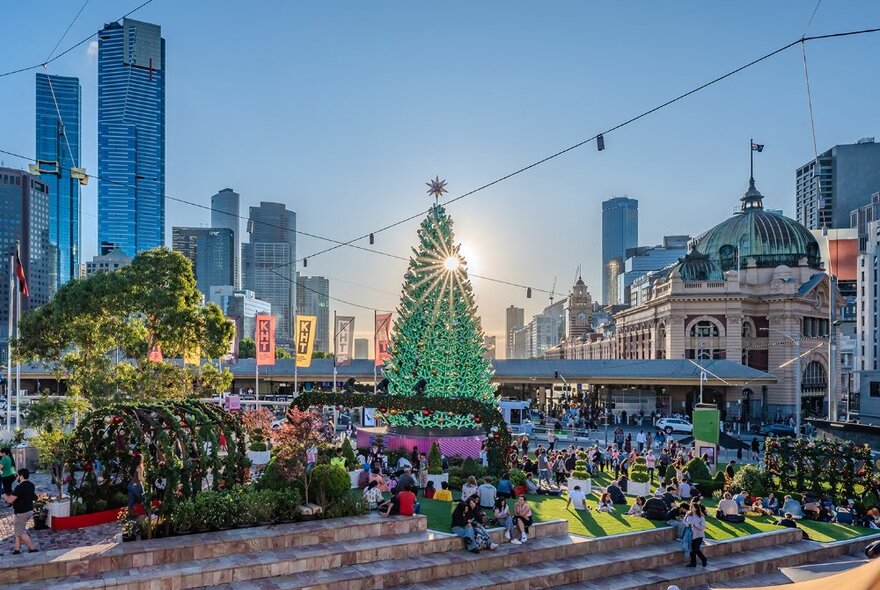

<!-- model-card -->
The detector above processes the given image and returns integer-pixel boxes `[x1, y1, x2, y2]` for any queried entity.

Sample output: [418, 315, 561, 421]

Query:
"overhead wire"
[45, 0, 92, 62]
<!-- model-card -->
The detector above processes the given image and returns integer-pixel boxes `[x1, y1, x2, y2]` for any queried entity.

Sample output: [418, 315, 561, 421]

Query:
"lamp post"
[762, 327, 801, 439]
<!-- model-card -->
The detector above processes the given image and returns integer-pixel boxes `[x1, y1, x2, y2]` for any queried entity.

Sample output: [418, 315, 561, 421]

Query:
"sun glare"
[444, 256, 460, 271]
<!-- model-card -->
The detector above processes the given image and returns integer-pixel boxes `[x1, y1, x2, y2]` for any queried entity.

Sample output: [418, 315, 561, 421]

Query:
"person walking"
[4, 469, 37, 554]
[547, 429, 556, 451]
[0, 448, 16, 497]
[684, 503, 708, 567]
[636, 430, 646, 453]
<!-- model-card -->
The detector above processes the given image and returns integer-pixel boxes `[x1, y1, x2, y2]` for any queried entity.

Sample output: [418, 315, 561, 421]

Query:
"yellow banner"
[295, 316, 317, 368]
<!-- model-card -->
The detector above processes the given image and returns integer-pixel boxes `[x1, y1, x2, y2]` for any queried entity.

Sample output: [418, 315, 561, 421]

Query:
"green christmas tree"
[382, 191, 496, 429]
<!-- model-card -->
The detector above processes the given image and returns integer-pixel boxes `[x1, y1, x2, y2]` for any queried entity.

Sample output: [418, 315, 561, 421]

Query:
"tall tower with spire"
[566, 274, 593, 340]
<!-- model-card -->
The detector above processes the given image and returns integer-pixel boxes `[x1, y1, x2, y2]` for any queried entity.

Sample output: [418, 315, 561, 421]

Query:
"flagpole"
[255, 361, 259, 411]
[333, 311, 337, 393]
[749, 137, 754, 181]
[293, 313, 298, 397]
[6, 252, 13, 436]
[15, 281, 20, 431]
[373, 310, 378, 395]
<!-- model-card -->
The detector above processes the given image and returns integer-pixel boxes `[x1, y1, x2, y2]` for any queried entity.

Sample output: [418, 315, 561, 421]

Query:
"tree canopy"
[16, 248, 234, 404]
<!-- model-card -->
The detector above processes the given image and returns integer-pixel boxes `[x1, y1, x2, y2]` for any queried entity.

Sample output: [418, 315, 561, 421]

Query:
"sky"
[2, 1, 879, 354]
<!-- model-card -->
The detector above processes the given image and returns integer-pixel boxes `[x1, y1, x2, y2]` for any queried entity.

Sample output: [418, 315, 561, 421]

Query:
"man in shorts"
[5, 469, 38, 554]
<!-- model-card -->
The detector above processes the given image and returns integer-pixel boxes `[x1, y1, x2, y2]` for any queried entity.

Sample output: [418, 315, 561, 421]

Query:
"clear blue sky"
[2, 1, 879, 351]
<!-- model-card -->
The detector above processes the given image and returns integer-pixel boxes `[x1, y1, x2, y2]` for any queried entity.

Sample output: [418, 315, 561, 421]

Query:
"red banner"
[375, 313, 392, 367]
[255, 314, 276, 366]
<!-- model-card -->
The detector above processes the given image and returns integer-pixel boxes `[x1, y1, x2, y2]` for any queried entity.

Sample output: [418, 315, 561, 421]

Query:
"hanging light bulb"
[597, 134, 605, 151]
[369, 233, 375, 244]
[303, 257, 308, 268]
[526, 287, 532, 298]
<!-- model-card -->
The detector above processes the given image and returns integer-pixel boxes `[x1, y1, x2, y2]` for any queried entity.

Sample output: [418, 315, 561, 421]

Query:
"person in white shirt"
[566, 485, 590, 511]
[678, 480, 691, 499]
[716, 492, 740, 520]
[636, 431, 646, 452]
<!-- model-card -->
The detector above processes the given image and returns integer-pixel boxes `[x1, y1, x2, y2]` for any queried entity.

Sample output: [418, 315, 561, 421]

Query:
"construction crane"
[548, 276, 557, 304]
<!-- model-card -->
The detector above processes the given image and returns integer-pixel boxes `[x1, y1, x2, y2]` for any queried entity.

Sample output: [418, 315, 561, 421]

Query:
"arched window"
[689, 320, 720, 338]
[802, 361, 827, 388]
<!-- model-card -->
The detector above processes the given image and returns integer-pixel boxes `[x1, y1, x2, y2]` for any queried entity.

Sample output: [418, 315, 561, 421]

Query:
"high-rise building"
[602, 197, 638, 305]
[483, 335, 497, 360]
[242, 202, 296, 345]
[85, 246, 132, 276]
[295, 274, 329, 353]
[98, 18, 166, 256]
[618, 235, 690, 305]
[505, 305, 524, 359]
[0, 168, 51, 342]
[35, 73, 81, 291]
[208, 286, 271, 344]
[211, 188, 240, 288]
[354, 338, 369, 359]
[172, 227, 235, 300]
[796, 138, 880, 230]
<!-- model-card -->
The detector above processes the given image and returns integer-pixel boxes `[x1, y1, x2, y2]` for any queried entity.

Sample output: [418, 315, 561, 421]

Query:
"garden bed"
[52, 503, 144, 530]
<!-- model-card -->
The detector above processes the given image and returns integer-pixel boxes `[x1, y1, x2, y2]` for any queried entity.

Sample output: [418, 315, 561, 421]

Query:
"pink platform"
[356, 427, 484, 459]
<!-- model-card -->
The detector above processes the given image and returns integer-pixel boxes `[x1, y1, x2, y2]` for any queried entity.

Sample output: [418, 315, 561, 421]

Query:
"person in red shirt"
[384, 483, 419, 516]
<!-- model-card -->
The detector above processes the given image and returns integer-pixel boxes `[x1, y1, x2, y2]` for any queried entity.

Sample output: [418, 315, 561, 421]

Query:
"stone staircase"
[0, 513, 876, 590]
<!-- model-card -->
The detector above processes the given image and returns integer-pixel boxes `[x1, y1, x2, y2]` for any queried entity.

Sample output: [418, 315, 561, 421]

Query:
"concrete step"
[0, 513, 426, 585]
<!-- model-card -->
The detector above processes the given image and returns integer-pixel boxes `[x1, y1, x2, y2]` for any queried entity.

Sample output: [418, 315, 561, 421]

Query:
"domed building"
[553, 178, 838, 421]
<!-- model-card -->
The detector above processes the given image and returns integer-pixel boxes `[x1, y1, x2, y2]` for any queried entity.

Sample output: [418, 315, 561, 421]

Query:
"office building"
[354, 338, 369, 360]
[511, 325, 530, 360]
[85, 247, 132, 276]
[172, 227, 235, 299]
[208, 286, 271, 344]
[796, 138, 880, 230]
[295, 274, 329, 352]
[617, 235, 690, 305]
[211, 188, 241, 288]
[483, 335, 497, 360]
[242, 202, 296, 344]
[35, 73, 81, 290]
[98, 18, 166, 255]
[0, 168, 51, 341]
[505, 305, 524, 359]
[602, 197, 638, 305]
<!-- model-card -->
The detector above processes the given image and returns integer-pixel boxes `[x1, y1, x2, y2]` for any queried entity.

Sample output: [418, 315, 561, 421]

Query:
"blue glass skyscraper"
[601, 196, 638, 305]
[35, 73, 81, 289]
[98, 18, 165, 256]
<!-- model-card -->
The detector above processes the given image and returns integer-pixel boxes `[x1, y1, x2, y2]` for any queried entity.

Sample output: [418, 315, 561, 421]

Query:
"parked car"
[759, 423, 796, 437]
[655, 417, 693, 435]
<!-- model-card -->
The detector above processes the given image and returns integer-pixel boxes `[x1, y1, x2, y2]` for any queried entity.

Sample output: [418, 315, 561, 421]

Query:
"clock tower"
[567, 275, 593, 340]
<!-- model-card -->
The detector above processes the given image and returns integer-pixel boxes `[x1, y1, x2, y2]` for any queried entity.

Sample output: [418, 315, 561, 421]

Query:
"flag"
[751, 142, 764, 152]
[335, 316, 355, 366]
[375, 313, 392, 367]
[295, 316, 317, 368]
[255, 314, 276, 366]
[14, 247, 28, 297]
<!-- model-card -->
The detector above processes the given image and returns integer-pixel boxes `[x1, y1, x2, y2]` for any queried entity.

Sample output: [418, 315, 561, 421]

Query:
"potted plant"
[341, 437, 361, 488]
[568, 460, 592, 494]
[628, 457, 651, 497]
[117, 508, 139, 542]
[30, 428, 71, 524]
[32, 493, 49, 530]
[509, 468, 528, 496]
[246, 428, 271, 466]
[426, 441, 448, 489]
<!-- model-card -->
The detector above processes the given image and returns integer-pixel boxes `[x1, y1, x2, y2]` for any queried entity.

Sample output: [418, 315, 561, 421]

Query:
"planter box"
[426, 473, 448, 490]
[47, 499, 70, 527]
[51, 503, 148, 530]
[247, 449, 270, 466]
[626, 480, 651, 497]
[348, 470, 361, 489]
[567, 478, 591, 495]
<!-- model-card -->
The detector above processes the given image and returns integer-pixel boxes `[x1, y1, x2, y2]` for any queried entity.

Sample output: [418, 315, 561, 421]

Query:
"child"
[424, 480, 436, 499]
[434, 481, 453, 501]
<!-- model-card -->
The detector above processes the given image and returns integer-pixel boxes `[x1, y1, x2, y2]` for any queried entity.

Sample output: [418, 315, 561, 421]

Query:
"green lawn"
[415, 471, 877, 542]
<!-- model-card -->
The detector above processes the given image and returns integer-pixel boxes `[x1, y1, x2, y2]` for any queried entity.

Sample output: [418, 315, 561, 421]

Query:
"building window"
[870, 382, 880, 398]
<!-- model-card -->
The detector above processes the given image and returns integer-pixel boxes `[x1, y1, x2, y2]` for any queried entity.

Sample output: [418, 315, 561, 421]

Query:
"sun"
[444, 256, 460, 271]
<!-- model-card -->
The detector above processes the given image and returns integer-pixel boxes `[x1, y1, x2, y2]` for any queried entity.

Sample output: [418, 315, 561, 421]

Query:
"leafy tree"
[428, 441, 443, 475]
[340, 436, 357, 469]
[239, 339, 256, 359]
[271, 407, 333, 503]
[16, 248, 234, 404]
[275, 347, 292, 359]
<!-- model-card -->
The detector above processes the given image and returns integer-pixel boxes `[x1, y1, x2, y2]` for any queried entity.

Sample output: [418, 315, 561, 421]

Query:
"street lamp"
[762, 327, 801, 439]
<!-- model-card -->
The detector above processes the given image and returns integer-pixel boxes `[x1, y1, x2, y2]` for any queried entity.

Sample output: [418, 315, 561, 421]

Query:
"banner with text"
[255, 314, 276, 366]
[335, 316, 355, 366]
[295, 315, 317, 368]
[375, 312, 392, 367]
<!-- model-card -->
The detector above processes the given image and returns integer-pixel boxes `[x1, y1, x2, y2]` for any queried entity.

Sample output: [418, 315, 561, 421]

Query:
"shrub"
[633, 456, 647, 466]
[631, 465, 650, 484]
[94, 499, 108, 512]
[249, 427, 267, 452]
[509, 469, 527, 487]
[572, 460, 590, 480]
[685, 458, 711, 481]
[325, 492, 367, 519]
[728, 464, 769, 498]
[310, 465, 351, 508]
[428, 441, 443, 475]
[340, 437, 357, 469]
[462, 457, 481, 475]
[664, 465, 677, 483]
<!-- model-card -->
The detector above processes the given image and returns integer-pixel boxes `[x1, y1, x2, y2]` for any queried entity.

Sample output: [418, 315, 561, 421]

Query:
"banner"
[295, 316, 317, 368]
[375, 312, 392, 367]
[255, 314, 276, 366]
[335, 316, 355, 366]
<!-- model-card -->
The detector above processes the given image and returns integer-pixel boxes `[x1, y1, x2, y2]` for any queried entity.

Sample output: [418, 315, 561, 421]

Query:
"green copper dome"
[691, 179, 821, 272]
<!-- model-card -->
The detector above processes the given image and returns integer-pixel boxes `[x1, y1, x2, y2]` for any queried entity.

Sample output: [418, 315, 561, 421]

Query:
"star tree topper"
[426, 176, 448, 204]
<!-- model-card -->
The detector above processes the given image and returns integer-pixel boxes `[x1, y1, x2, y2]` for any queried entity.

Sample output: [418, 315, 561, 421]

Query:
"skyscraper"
[796, 138, 880, 230]
[601, 196, 638, 305]
[98, 18, 166, 256]
[35, 73, 81, 290]
[242, 202, 296, 345]
[296, 274, 330, 353]
[354, 338, 369, 359]
[172, 227, 235, 300]
[0, 168, 51, 342]
[505, 305, 524, 359]
[211, 188, 240, 288]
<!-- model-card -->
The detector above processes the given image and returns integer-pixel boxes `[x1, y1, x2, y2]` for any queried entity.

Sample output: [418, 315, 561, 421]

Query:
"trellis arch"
[68, 400, 248, 522]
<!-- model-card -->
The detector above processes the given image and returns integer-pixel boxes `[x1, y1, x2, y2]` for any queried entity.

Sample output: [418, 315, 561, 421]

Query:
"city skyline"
[1, 2, 880, 346]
